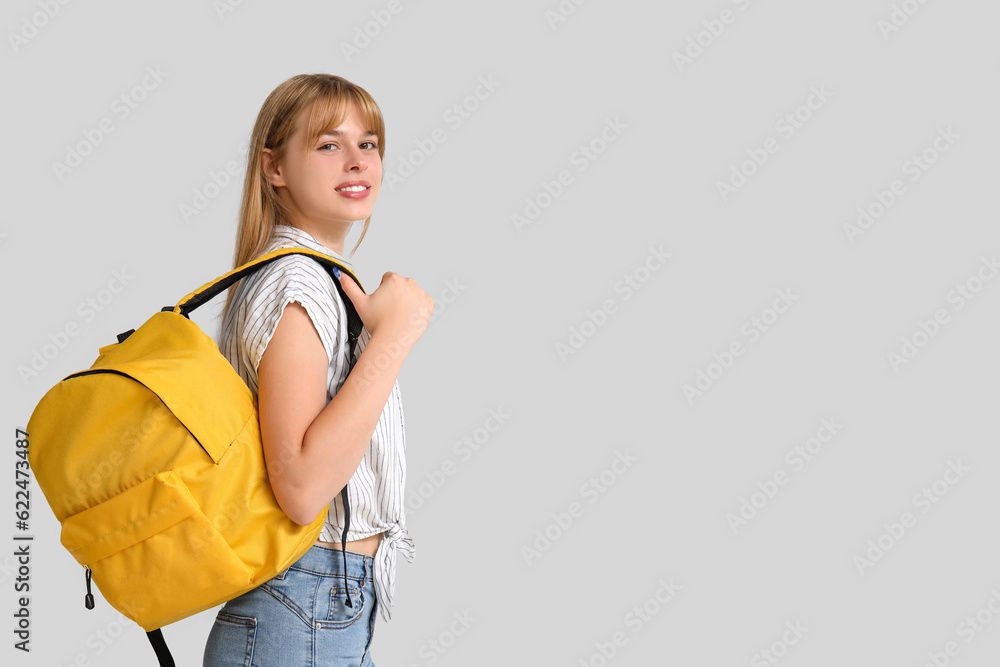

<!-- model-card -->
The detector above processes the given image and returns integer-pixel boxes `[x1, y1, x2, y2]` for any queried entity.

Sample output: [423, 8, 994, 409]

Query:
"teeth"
[337, 185, 367, 192]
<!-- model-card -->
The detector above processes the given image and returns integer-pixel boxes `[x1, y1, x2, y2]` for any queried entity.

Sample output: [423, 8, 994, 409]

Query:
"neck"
[285, 219, 353, 257]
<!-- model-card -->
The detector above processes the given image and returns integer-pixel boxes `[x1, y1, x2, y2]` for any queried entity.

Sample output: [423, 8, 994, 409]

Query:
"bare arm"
[257, 271, 432, 525]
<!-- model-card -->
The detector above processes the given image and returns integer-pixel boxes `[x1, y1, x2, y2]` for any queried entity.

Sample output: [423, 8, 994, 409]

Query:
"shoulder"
[227, 250, 352, 349]
[257, 252, 336, 286]
[240, 254, 345, 310]
[228, 253, 350, 371]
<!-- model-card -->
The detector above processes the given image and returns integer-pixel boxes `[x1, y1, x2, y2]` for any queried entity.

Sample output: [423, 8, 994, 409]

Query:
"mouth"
[334, 181, 372, 200]
[335, 181, 371, 192]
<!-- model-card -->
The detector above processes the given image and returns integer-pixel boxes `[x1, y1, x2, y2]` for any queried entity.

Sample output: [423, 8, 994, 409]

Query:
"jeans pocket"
[327, 582, 364, 627]
[259, 570, 310, 623]
[203, 611, 256, 667]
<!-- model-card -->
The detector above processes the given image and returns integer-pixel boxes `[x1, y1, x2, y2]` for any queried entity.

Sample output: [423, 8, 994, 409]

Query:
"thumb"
[334, 265, 365, 309]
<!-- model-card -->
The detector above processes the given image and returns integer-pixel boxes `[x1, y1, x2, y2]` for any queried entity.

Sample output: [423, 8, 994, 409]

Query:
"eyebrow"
[319, 130, 377, 138]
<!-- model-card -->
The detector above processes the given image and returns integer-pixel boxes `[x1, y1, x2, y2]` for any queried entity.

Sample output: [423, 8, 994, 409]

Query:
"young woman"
[203, 73, 433, 666]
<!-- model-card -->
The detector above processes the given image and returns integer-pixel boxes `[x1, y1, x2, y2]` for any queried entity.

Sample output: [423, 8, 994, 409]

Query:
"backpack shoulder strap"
[146, 629, 174, 666]
[173, 247, 364, 315]
[171, 247, 366, 358]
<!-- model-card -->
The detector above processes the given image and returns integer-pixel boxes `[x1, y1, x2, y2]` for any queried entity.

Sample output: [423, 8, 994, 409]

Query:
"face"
[262, 101, 382, 248]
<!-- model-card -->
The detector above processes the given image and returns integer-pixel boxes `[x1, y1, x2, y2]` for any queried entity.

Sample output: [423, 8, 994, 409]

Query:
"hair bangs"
[303, 86, 386, 159]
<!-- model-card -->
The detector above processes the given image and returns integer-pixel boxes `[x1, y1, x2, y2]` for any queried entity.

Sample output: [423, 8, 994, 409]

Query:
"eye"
[361, 141, 378, 150]
[319, 142, 338, 151]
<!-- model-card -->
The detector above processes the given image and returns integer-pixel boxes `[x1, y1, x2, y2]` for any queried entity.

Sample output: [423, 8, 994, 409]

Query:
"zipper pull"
[84, 566, 95, 609]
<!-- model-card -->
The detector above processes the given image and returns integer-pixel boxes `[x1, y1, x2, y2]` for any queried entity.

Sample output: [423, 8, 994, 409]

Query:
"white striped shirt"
[219, 224, 415, 622]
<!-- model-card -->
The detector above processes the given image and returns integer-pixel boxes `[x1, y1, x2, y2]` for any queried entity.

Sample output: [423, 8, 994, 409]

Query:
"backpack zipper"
[84, 565, 95, 609]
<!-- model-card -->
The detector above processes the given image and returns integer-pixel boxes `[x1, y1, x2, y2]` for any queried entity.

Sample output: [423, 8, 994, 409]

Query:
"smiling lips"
[335, 180, 371, 199]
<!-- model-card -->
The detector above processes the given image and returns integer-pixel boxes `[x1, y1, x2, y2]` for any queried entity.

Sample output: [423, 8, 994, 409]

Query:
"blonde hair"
[223, 73, 386, 318]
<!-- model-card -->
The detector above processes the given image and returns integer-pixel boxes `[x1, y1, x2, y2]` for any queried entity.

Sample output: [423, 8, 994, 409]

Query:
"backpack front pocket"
[60, 470, 254, 630]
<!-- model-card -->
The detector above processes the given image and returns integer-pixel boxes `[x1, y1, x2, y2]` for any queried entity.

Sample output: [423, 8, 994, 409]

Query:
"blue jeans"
[203, 544, 379, 666]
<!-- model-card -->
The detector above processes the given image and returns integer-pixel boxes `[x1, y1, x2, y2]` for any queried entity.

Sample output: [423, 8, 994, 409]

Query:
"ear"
[261, 148, 285, 188]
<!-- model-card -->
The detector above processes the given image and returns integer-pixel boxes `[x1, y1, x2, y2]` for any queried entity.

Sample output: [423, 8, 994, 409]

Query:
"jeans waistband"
[285, 543, 375, 581]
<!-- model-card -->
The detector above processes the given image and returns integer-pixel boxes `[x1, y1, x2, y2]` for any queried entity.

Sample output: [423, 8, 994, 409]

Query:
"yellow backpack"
[26, 247, 364, 666]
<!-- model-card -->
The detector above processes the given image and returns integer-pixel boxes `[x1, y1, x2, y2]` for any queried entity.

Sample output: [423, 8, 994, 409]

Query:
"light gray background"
[5, 1, 1000, 665]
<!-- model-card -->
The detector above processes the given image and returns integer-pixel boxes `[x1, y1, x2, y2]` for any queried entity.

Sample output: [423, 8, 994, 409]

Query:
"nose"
[344, 144, 367, 172]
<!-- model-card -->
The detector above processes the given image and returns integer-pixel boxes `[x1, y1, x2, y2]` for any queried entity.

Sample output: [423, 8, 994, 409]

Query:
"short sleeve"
[232, 255, 352, 395]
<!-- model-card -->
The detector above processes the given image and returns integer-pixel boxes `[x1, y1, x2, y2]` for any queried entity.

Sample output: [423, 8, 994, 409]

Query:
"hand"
[336, 269, 434, 351]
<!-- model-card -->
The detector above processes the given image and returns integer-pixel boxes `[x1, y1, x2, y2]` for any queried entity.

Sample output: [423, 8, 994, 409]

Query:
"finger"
[333, 266, 363, 305]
